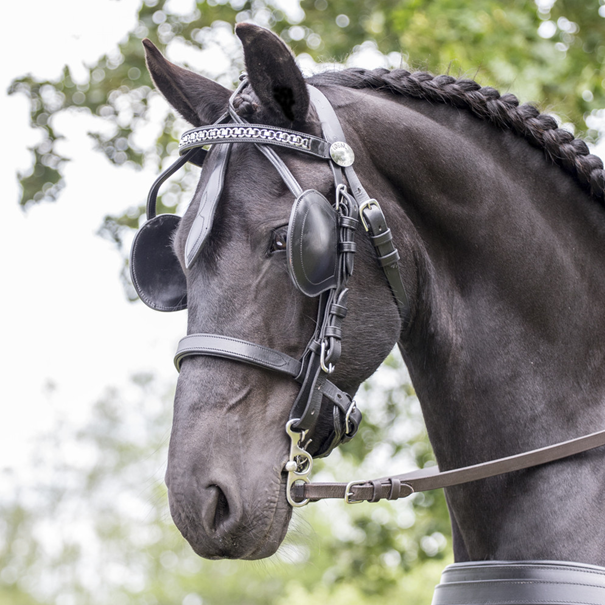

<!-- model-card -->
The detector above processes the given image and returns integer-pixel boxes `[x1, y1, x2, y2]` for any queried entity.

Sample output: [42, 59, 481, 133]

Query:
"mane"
[308, 68, 605, 200]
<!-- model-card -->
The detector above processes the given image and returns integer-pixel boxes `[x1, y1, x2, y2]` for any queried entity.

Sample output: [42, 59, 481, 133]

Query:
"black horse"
[134, 22, 605, 596]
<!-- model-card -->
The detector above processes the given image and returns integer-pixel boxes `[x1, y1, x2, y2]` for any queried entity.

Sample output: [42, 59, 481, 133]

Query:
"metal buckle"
[359, 199, 381, 232]
[345, 480, 367, 504]
[284, 420, 313, 507]
[345, 400, 357, 435]
[335, 183, 347, 211]
[320, 340, 335, 374]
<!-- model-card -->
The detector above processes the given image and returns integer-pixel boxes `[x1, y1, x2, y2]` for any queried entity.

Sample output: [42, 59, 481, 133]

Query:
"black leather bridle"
[131, 78, 605, 509]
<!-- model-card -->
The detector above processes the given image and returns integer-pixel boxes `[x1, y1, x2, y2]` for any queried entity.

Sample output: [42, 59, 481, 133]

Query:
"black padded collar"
[433, 560, 605, 605]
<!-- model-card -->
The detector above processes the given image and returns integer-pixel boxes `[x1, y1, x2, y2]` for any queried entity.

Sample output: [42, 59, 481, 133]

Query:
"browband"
[179, 123, 331, 158]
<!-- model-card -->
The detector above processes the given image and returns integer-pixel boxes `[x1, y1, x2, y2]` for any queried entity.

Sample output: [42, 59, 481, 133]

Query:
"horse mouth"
[241, 474, 293, 560]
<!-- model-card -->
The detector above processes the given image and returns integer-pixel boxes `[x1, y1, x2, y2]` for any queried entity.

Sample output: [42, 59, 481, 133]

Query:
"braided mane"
[309, 68, 605, 200]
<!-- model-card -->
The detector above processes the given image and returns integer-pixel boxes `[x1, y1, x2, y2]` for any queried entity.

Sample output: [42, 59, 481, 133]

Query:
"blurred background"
[2, 1, 604, 603]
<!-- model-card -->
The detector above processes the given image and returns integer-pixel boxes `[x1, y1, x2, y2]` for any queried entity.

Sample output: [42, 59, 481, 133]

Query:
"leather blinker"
[184, 143, 231, 269]
[130, 214, 188, 312]
[287, 189, 339, 297]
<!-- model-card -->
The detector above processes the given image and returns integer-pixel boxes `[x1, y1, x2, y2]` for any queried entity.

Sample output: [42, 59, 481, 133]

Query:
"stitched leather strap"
[174, 334, 355, 412]
[361, 202, 410, 316]
[290, 427, 605, 503]
[175, 333, 300, 375]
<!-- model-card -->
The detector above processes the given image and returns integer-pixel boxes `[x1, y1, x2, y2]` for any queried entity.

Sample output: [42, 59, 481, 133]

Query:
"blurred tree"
[10, 0, 605, 210]
[8, 1, 605, 292]
[0, 358, 451, 605]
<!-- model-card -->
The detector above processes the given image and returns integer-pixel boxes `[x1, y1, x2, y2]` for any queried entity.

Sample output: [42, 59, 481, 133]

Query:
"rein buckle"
[344, 480, 367, 504]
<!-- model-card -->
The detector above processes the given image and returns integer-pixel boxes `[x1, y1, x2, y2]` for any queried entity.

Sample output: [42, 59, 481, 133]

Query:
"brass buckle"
[359, 199, 381, 232]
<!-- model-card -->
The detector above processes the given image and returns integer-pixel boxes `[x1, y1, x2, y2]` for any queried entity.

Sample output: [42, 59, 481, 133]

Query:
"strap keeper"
[324, 326, 342, 339]
[339, 215, 359, 229]
[308, 340, 322, 353]
[387, 478, 401, 500]
[370, 228, 393, 247]
[338, 241, 356, 253]
[330, 303, 348, 318]
[379, 249, 400, 267]
[370, 480, 382, 503]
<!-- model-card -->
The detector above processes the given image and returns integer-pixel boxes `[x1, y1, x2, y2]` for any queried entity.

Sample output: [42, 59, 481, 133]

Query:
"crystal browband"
[179, 124, 331, 158]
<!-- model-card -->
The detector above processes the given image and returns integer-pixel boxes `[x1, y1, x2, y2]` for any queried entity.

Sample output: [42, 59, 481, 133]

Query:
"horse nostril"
[209, 484, 231, 532]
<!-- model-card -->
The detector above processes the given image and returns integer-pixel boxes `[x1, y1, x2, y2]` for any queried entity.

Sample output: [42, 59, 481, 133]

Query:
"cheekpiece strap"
[361, 202, 410, 316]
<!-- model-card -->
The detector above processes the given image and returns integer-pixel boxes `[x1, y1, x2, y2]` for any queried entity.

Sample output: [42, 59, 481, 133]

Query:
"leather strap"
[174, 333, 355, 411]
[175, 333, 301, 375]
[361, 202, 410, 316]
[146, 149, 200, 220]
[309, 86, 409, 319]
[227, 94, 303, 197]
[290, 427, 605, 503]
[289, 353, 327, 432]
[308, 86, 373, 205]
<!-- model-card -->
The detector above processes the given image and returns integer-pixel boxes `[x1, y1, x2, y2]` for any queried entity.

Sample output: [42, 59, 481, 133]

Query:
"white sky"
[1, 0, 187, 472]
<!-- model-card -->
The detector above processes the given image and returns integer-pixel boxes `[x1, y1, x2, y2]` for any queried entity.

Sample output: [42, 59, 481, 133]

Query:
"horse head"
[132, 20, 605, 575]
[136, 24, 410, 559]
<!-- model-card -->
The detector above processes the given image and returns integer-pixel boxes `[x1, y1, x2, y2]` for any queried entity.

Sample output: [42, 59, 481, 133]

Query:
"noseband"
[131, 78, 605, 508]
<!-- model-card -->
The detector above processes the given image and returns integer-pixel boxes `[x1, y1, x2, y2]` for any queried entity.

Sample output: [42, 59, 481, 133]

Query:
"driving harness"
[131, 77, 605, 509]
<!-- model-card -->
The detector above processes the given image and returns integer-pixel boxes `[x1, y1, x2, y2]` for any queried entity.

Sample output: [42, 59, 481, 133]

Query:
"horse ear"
[235, 23, 309, 125]
[143, 38, 231, 126]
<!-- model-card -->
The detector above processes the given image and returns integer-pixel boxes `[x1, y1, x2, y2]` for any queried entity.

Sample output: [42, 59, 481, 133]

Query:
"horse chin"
[240, 494, 292, 560]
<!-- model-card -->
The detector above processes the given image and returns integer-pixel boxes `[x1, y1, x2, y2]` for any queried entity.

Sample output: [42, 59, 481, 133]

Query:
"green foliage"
[0, 357, 451, 604]
[9, 0, 605, 210]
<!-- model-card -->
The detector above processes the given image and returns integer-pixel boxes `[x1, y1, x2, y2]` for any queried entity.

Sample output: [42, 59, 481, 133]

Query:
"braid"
[311, 68, 605, 199]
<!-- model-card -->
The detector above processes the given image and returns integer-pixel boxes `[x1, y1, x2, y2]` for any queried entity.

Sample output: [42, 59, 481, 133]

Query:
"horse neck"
[341, 87, 605, 468]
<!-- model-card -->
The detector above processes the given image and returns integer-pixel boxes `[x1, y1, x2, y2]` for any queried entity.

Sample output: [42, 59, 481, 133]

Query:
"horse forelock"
[308, 68, 605, 201]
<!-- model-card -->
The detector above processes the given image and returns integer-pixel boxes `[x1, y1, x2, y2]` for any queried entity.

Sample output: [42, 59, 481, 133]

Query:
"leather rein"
[152, 79, 605, 507]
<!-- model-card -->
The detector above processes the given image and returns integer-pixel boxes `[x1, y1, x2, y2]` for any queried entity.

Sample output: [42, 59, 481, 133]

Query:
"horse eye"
[270, 228, 288, 254]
